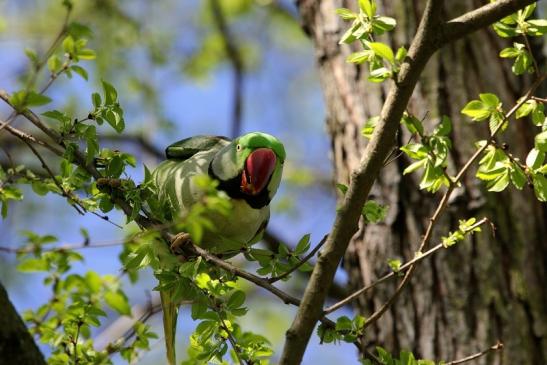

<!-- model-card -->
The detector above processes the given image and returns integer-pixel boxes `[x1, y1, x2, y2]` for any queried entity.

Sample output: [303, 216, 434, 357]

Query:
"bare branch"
[0, 119, 64, 157]
[444, 342, 503, 365]
[323, 218, 489, 315]
[441, 0, 537, 45]
[209, 0, 244, 138]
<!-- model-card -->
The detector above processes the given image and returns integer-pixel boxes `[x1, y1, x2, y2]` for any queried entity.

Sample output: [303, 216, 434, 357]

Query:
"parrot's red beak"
[241, 148, 276, 195]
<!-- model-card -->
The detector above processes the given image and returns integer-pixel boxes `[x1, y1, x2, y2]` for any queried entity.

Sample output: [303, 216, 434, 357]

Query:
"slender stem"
[219, 318, 246, 365]
[268, 234, 328, 283]
[209, 0, 244, 138]
[0, 122, 64, 156]
[18, 137, 85, 215]
[522, 35, 540, 76]
[531, 96, 547, 103]
[324, 218, 489, 315]
[444, 341, 503, 365]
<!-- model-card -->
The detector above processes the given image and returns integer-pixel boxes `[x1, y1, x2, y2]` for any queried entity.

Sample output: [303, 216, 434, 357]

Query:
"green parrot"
[151, 132, 285, 365]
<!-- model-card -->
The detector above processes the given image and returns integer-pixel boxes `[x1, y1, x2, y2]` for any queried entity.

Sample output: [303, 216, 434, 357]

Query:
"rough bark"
[298, 1, 546, 364]
[0, 281, 46, 365]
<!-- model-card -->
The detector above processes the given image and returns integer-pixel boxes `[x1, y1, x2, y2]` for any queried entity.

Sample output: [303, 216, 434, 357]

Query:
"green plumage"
[152, 132, 285, 365]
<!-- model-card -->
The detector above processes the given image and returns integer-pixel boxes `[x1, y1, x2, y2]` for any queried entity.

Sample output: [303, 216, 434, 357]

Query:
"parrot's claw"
[170, 232, 192, 256]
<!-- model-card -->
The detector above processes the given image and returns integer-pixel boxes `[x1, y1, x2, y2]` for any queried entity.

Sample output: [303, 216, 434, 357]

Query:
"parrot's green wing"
[165, 135, 230, 160]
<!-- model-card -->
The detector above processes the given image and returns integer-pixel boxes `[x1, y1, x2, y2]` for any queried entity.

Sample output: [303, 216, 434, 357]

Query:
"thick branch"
[441, 0, 536, 44]
[0, 281, 47, 365]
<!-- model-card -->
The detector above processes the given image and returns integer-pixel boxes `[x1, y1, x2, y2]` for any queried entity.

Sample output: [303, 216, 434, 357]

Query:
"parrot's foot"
[170, 232, 193, 256]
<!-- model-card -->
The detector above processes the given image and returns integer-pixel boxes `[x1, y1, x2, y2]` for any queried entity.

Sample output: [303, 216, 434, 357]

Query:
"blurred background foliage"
[0, 0, 360, 363]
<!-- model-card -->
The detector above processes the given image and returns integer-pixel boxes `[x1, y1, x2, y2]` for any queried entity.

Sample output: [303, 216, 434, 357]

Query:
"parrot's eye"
[236, 144, 242, 151]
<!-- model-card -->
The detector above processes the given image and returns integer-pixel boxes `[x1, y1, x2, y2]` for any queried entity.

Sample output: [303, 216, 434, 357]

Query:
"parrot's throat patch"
[240, 148, 276, 196]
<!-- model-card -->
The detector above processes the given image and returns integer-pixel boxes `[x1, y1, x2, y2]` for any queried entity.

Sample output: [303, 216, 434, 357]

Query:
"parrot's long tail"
[160, 289, 178, 365]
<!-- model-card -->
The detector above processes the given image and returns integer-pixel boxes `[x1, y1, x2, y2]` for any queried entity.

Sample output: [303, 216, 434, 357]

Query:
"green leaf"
[479, 93, 500, 108]
[535, 131, 547, 152]
[17, 258, 49, 272]
[226, 290, 246, 310]
[387, 259, 401, 272]
[401, 113, 424, 135]
[362, 116, 379, 138]
[362, 200, 388, 223]
[400, 143, 429, 160]
[347, 50, 374, 64]
[499, 47, 519, 58]
[42, 110, 69, 123]
[295, 234, 311, 255]
[367, 42, 394, 64]
[77, 49, 96, 60]
[526, 19, 547, 36]
[84, 125, 99, 164]
[335, 316, 353, 331]
[513, 52, 532, 75]
[510, 163, 526, 190]
[532, 173, 547, 202]
[102, 80, 118, 105]
[70, 65, 88, 80]
[25, 91, 52, 107]
[336, 183, 348, 195]
[105, 290, 131, 316]
[403, 159, 426, 175]
[434, 116, 452, 136]
[358, 0, 375, 18]
[526, 148, 545, 169]
[489, 111, 506, 135]
[368, 66, 392, 82]
[516, 99, 536, 119]
[461, 100, 491, 121]
[372, 16, 396, 35]
[62, 35, 75, 54]
[336, 8, 357, 20]
[487, 170, 510, 192]
[395, 47, 407, 64]
[47, 54, 62, 73]
[493, 21, 518, 38]
[92, 92, 102, 108]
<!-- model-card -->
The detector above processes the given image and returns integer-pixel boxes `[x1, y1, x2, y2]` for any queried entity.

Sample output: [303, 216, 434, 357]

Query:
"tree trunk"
[0, 281, 46, 365]
[298, 1, 546, 363]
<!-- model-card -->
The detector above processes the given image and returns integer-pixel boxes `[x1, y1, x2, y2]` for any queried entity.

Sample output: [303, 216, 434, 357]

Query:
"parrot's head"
[210, 132, 285, 204]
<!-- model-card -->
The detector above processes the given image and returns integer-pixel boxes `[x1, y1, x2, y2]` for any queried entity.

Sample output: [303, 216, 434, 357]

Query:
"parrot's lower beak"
[241, 148, 276, 195]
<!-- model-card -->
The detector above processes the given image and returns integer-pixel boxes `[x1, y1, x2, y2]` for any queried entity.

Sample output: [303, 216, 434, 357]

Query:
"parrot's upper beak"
[241, 148, 276, 195]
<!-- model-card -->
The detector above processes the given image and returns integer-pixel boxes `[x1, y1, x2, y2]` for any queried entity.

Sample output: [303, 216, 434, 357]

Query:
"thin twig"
[189, 243, 301, 306]
[18, 136, 85, 215]
[0, 118, 64, 156]
[522, 35, 540, 76]
[324, 218, 489, 314]
[219, 317, 246, 365]
[268, 234, 328, 283]
[209, 0, 244, 138]
[0, 240, 125, 254]
[444, 341, 503, 365]
[531, 96, 547, 103]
